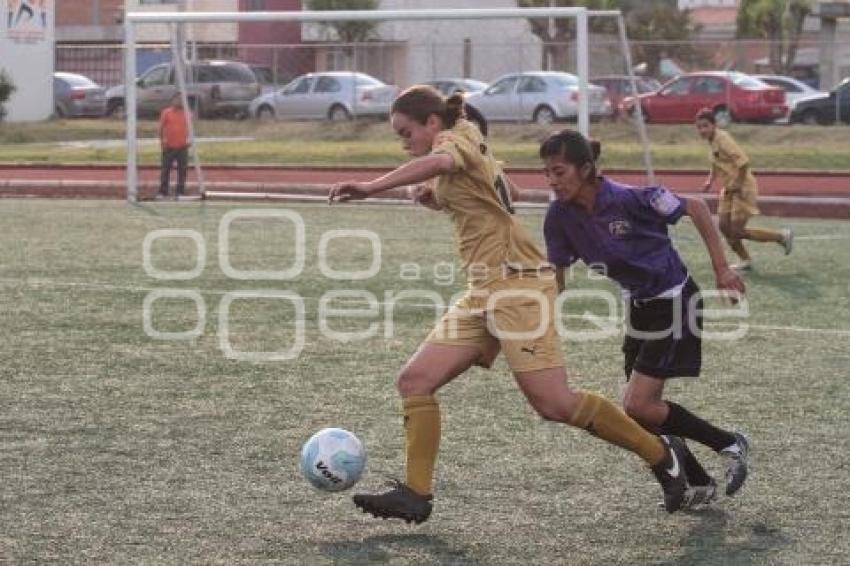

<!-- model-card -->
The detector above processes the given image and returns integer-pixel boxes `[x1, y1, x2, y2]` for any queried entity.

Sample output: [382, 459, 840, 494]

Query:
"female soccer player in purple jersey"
[541, 129, 752, 506]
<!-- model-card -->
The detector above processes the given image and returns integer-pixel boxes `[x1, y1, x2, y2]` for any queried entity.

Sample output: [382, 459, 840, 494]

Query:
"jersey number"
[494, 174, 515, 214]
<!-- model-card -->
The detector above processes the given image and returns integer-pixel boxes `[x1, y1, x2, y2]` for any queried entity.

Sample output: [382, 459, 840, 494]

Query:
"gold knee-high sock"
[744, 227, 782, 242]
[569, 391, 665, 466]
[403, 395, 440, 496]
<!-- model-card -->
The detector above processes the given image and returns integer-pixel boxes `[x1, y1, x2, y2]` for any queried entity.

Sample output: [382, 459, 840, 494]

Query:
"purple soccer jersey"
[544, 177, 689, 299]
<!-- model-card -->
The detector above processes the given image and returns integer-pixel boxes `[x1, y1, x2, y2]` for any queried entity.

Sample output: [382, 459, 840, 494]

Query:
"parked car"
[249, 72, 398, 121]
[105, 60, 261, 118]
[590, 75, 661, 118]
[621, 71, 786, 126]
[422, 78, 488, 97]
[788, 77, 850, 125]
[754, 74, 825, 123]
[54, 72, 107, 118]
[464, 71, 611, 125]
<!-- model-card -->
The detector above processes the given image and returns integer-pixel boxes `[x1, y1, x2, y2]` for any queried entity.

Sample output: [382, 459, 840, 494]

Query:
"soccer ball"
[299, 428, 366, 492]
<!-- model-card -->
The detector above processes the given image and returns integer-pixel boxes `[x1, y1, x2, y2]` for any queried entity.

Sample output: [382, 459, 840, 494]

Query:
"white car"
[464, 71, 611, 125]
[754, 74, 825, 123]
[249, 71, 398, 121]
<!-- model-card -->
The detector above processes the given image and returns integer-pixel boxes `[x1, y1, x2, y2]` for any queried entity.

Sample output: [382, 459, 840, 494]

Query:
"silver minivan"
[106, 60, 261, 118]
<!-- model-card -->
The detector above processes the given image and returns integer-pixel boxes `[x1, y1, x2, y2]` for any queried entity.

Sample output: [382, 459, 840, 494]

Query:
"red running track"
[1, 164, 850, 218]
[2, 163, 850, 196]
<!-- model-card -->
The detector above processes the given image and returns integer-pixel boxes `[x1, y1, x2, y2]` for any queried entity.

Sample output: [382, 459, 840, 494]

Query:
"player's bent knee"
[623, 397, 650, 423]
[396, 367, 438, 397]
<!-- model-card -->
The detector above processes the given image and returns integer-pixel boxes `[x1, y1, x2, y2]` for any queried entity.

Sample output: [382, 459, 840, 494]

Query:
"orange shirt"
[159, 106, 189, 149]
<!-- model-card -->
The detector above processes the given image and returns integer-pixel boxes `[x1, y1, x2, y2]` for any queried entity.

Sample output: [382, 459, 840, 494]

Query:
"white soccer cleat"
[731, 260, 753, 272]
[721, 432, 751, 497]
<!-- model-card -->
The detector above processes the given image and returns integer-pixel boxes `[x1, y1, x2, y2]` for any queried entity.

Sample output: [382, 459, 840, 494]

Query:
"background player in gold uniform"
[697, 108, 793, 271]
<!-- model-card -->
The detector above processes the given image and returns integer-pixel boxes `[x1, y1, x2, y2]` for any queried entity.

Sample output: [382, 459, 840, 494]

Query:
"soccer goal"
[122, 7, 653, 203]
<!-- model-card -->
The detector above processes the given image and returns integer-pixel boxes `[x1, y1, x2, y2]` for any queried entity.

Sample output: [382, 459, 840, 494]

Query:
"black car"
[789, 77, 850, 125]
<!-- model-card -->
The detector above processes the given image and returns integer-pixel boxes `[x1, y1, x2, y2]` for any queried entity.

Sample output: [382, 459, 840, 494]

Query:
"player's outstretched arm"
[329, 154, 454, 204]
[684, 197, 745, 296]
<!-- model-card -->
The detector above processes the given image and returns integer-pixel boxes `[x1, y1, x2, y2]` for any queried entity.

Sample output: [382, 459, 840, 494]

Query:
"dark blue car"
[789, 77, 850, 125]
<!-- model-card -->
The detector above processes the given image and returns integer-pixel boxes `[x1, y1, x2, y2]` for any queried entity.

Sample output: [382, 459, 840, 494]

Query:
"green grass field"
[1, 200, 848, 564]
[3, 119, 850, 170]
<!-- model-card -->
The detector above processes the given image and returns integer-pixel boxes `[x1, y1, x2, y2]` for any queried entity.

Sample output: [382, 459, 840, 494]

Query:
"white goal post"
[123, 7, 653, 202]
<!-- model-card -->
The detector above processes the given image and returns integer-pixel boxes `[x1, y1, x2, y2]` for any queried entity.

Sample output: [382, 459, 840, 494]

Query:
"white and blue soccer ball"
[299, 428, 366, 492]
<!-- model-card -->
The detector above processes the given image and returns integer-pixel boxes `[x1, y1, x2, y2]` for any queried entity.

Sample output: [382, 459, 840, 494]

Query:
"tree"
[517, 0, 702, 76]
[306, 0, 380, 43]
[620, 0, 704, 78]
[516, 0, 619, 71]
[0, 70, 16, 122]
[737, 0, 812, 75]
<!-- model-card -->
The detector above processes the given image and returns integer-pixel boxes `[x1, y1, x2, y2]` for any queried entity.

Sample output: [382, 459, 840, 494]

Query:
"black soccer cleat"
[651, 435, 689, 514]
[721, 432, 750, 497]
[353, 480, 433, 524]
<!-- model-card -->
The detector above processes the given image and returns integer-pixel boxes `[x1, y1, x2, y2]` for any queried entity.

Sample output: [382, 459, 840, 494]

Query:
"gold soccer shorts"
[425, 275, 564, 373]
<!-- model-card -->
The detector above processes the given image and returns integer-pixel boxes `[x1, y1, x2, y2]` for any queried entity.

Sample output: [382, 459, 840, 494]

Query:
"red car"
[621, 71, 786, 125]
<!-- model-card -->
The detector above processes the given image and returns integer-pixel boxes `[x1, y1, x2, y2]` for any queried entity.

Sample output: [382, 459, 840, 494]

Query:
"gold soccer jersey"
[431, 119, 547, 288]
[710, 130, 759, 218]
[426, 120, 564, 372]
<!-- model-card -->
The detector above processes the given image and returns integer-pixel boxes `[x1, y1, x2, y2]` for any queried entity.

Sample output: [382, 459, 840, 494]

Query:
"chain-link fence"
[57, 37, 850, 93]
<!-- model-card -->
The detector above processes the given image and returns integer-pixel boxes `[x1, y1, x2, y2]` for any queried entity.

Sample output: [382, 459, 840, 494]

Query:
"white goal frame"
[123, 7, 653, 202]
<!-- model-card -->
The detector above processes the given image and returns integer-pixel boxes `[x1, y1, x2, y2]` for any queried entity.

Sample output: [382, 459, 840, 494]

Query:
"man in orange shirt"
[158, 94, 190, 199]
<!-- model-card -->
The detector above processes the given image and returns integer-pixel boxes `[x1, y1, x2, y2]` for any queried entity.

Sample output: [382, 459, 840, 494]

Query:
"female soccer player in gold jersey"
[328, 86, 689, 523]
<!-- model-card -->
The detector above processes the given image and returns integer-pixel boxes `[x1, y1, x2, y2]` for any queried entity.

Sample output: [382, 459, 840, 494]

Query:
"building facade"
[1, 0, 55, 121]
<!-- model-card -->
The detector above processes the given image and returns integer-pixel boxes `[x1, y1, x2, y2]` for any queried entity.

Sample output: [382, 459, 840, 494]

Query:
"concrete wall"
[302, 0, 543, 86]
[129, 0, 239, 44]
[56, 0, 123, 43]
[1, 0, 55, 121]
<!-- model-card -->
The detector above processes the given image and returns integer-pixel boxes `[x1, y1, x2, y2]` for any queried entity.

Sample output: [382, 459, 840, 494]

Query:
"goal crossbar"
[124, 7, 652, 202]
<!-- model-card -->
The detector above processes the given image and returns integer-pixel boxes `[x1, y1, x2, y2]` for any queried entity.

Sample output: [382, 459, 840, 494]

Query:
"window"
[290, 77, 313, 94]
[518, 76, 547, 93]
[314, 76, 341, 93]
[245, 0, 265, 10]
[141, 65, 169, 87]
[196, 66, 216, 83]
[692, 77, 725, 95]
[660, 78, 690, 96]
[485, 76, 518, 96]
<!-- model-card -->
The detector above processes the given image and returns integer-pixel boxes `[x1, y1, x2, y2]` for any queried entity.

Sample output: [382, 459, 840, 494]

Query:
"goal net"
[122, 6, 652, 203]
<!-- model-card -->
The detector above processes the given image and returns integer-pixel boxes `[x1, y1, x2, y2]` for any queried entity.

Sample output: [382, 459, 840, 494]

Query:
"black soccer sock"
[661, 402, 736, 453]
[681, 442, 713, 486]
